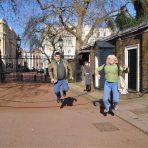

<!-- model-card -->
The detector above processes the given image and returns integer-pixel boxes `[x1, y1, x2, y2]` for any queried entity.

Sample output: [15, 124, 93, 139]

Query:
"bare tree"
[36, 0, 131, 53]
[23, 13, 66, 63]
[43, 24, 66, 59]
[1, 0, 139, 54]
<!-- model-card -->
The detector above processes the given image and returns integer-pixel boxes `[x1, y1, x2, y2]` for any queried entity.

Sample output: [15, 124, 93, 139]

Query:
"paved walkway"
[0, 83, 148, 147]
[70, 83, 148, 134]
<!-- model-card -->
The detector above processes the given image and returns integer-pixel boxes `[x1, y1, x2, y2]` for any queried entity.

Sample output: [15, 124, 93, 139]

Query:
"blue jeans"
[103, 81, 119, 110]
[54, 79, 69, 99]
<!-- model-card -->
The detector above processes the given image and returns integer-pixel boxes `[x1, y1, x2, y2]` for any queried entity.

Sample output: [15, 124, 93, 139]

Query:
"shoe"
[63, 91, 66, 97]
[104, 112, 108, 116]
[87, 89, 91, 92]
[108, 108, 114, 116]
[56, 92, 61, 103]
[87, 85, 91, 92]
[57, 98, 61, 103]
[104, 108, 109, 113]
[114, 105, 119, 111]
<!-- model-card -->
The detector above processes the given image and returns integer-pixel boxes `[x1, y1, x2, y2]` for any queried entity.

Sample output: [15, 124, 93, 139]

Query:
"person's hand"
[51, 79, 55, 83]
[123, 64, 128, 69]
[96, 74, 101, 79]
[70, 76, 74, 80]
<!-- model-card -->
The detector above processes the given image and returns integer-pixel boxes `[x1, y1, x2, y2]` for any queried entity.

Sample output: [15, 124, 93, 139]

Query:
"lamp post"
[16, 35, 21, 71]
[58, 36, 64, 58]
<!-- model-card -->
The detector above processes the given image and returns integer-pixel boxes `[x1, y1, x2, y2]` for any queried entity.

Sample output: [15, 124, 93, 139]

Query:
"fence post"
[34, 74, 36, 81]
[20, 74, 23, 81]
[44, 75, 47, 81]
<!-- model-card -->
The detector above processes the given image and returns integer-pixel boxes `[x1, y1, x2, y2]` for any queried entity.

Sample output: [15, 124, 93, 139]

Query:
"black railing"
[0, 54, 50, 83]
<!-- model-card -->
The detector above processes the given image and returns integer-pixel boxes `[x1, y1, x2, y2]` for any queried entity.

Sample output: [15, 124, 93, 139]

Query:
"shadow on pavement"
[60, 97, 77, 109]
[93, 99, 105, 115]
[93, 99, 114, 116]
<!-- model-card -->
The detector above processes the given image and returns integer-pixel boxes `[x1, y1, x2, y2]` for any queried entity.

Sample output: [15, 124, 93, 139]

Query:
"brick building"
[105, 22, 148, 93]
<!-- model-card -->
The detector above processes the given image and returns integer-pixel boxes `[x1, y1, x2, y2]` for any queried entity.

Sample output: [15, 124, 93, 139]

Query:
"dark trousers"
[86, 85, 91, 92]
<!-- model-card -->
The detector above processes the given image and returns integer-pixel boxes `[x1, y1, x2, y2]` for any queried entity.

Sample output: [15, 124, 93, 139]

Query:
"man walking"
[49, 52, 73, 103]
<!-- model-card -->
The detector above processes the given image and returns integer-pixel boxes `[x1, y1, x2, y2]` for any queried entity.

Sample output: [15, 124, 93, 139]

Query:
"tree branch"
[36, 0, 56, 10]
[83, 9, 124, 45]
[36, 0, 67, 10]
[59, 14, 79, 39]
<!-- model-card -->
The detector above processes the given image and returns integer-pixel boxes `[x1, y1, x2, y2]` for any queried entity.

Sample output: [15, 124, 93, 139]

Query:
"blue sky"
[0, 0, 41, 50]
[0, 0, 136, 50]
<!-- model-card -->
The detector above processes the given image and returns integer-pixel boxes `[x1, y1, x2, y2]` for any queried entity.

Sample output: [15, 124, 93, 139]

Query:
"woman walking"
[84, 61, 91, 92]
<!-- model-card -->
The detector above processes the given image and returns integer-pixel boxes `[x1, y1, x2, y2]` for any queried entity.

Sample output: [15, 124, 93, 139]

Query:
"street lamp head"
[16, 35, 21, 48]
[58, 36, 63, 50]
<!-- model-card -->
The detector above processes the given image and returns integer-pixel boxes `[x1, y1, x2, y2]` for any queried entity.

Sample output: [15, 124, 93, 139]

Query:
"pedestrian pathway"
[0, 83, 92, 109]
[0, 83, 148, 147]
[70, 82, 148, 134]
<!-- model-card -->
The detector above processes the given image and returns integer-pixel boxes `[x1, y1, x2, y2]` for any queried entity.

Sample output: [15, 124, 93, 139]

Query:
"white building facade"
[41, 26, 111, 69]
[0, 19, 17, 71]
[21, 26, 112, 70]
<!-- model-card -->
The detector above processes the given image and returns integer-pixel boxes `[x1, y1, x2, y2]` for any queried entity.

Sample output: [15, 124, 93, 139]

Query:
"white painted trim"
[124, 44, 140, 91]
[95, 56, 99, 88]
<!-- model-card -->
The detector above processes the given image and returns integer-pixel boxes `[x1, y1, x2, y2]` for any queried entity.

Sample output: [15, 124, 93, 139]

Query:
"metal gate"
[0, 53, 50, 83]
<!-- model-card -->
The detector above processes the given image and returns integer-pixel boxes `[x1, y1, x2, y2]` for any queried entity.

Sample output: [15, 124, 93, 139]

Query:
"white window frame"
[95, 56, 99, 88]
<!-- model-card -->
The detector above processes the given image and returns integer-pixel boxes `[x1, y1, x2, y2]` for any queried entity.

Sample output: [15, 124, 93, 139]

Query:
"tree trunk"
[133, 0, 148, 20]
[74, 38, 82, 82]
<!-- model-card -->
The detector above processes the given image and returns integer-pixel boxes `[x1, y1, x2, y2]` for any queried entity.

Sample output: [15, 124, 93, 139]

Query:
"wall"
[115, 30, 148, 92]
[141, 31, 148, 91]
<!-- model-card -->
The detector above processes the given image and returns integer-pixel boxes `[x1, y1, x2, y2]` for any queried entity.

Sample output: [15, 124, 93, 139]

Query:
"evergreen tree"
[115, 10, 138, 30]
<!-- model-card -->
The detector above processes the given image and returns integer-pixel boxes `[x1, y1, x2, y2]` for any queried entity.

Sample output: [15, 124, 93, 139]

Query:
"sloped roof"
[104, 21, 148, 41]
[81, 41, 95, 49]
[95, 40, 114, 48]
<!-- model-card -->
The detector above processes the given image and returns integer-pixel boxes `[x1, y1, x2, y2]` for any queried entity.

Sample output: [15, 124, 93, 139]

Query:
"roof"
[81, 39, 115, 50]
[95, 40, 114, 48]
[103, 21, 148, 41]
[80, 40, 114, 53]
[81, 41, 95, 49]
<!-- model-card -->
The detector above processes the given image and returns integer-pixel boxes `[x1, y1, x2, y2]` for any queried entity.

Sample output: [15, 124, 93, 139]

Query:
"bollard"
[44, 75, 47, 81]
[21, 74, 23, 81]
[34, 75, 36, 81]
[16, 73, 19, 81]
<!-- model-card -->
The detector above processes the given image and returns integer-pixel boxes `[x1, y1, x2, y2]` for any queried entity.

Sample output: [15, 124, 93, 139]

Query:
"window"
[104, 32, 106, 36]
[68, 50, 71, 54]
[65, 38, 72, 46]
[97, 32, 100, 37]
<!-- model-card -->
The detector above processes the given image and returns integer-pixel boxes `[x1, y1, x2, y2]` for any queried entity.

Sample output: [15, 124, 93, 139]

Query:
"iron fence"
[0, 54, 50, 83]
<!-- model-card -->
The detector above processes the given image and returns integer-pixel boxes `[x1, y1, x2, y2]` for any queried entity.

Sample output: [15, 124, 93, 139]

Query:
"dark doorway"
[128, 49, 137, 90]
